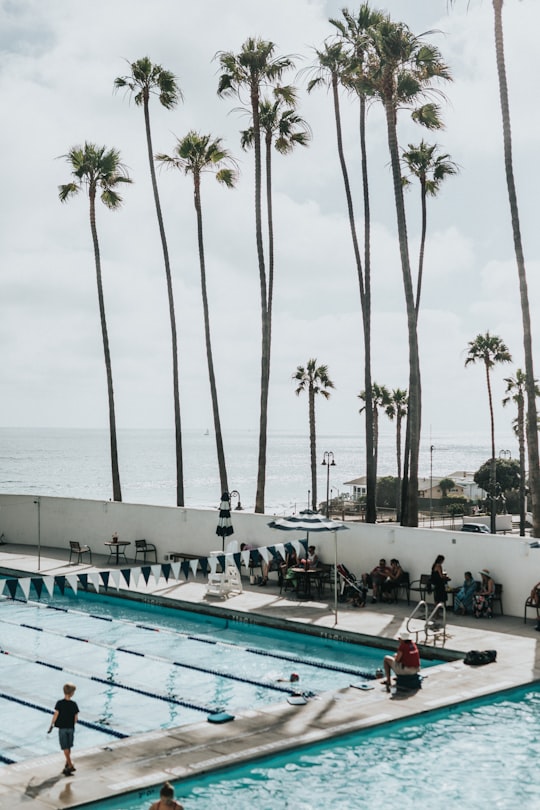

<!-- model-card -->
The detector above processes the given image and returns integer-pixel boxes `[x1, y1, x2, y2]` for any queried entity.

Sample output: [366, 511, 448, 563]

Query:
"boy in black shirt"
[48, 682, 79, 775]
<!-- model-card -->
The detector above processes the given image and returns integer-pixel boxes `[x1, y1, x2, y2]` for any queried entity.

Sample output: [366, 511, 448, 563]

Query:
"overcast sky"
[0, 0, 538, 450]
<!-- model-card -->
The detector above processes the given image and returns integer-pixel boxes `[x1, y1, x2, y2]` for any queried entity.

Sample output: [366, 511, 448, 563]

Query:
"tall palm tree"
[293, 360, 334, 512]
[114, 57, 185, 507]
[217, 38, 294, 514]
[502, 369, 539, 536]
[385, 388, 408, 521]
[368, 17, 451, 527]
[58, 143, 132, 502]
[465, 331, 512, 533]
[306, 37, 379, 524]
[401, 140, 458, 315]
[358, 382, 391, 509]
[241, 86, 310, 356]
[156, 132, 237, 495]
[449, 0, 540, 538]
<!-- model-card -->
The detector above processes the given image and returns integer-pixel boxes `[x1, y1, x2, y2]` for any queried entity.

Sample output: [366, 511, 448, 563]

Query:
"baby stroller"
[337, 564, 367, 607]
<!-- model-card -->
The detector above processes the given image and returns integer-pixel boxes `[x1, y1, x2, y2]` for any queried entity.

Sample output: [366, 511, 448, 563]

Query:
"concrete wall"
[1, 494, 537, 619]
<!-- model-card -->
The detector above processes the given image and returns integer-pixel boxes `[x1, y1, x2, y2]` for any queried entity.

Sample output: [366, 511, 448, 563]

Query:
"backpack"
[463, 649, 497, 666]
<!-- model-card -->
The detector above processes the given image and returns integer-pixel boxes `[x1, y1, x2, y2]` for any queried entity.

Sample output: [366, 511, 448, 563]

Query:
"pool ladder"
[406, 599, 447, 646]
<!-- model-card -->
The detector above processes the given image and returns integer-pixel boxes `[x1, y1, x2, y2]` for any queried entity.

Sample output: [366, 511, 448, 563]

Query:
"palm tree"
[449, 0, 540, 541]
[156, 132, 237, 495]
[293, 360, 334, 512]
[503, 369, 539, 536]
[217, 38, 294, 514]
[401, 140, 458, 315]
[58, 143, 132, 502]
[465, 332, 512, 533]
[114, 57, 185, 507]
[306, 37, 379, 524]
[385, 388, 408, 521]
[241, 86, 310, 357]
[367, 17, 451, 527]
[438, 477, 456, 498]
[358, 382, 391, 509]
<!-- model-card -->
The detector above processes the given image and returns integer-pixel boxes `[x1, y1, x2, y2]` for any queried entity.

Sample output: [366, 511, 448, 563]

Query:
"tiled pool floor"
[1, 545, 539, 810]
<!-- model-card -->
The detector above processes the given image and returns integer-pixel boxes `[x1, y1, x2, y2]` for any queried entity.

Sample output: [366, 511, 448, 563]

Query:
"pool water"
[0, 591, 423, 764]
[83, 685, 540, 809]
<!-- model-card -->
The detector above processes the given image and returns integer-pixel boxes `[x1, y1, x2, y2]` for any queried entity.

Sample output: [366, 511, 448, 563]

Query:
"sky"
[0, 0, 538, 453]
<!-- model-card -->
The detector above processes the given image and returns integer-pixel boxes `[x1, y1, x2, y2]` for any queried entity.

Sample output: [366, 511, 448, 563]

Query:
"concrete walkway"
[1, 545, 539, 810]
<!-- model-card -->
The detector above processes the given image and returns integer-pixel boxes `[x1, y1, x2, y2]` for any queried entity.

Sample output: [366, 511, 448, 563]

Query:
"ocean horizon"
[0, 426, 519, 515]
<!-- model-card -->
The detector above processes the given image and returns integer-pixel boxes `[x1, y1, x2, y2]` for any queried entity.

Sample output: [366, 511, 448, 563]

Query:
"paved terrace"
[1, 544, 539, 810]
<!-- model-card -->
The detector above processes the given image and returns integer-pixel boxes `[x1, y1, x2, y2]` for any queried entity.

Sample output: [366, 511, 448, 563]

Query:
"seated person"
[259, 552, 285, 586]
[299, 545, 319, 569]
[284, 548, 300, 587]
[381, 558, 404, 602]
[381, 631, 420, 693]
[453, 571, 477, 615]
[473, 569, 495, 618]
[364, 558, 391, 603]
[529, 581, 540, 606]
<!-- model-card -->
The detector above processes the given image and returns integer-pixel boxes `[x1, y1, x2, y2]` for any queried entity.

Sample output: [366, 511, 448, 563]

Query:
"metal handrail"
[406, 599, 447, 646]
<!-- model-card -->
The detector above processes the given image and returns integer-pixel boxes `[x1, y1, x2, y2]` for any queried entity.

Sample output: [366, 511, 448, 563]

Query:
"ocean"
[0, 427, 518, 515]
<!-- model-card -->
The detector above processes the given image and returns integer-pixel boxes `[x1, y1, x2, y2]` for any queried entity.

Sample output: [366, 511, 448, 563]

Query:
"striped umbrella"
[216, 492, 234, 551]
[268, 510, 348, 623]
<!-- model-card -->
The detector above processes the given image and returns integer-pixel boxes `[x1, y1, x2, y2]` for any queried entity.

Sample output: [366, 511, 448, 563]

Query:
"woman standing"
[430, 555, 450, 607]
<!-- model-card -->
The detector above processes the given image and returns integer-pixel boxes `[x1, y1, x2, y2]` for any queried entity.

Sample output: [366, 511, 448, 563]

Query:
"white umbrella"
[268, 510, 349, 624]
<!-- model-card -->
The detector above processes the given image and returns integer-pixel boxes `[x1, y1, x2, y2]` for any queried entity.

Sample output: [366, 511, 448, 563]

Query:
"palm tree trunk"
[485, 362, 497, 534]
[415, 182, 427, 316]
[396, 415, 403, 521]
[384, 98, 420, 527]
[142, 98, 184, 507]
[193, 174, 229, 494]
[518, 397, 526, 536]
[89, 190, 122, 502]
[309, 385, 317, 511]
[330, 73, 376, 523]
[493, 0, 540, 537]
[253, 84, 269, 515]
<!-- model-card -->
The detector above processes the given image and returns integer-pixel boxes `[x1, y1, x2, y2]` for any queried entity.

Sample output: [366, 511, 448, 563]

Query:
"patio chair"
[134, 538, 157, 563]
[387, 571, 411, 605]
[409, 574, 431, 602]
[524, 591, 540, 624]
[69, 540, 92, 565]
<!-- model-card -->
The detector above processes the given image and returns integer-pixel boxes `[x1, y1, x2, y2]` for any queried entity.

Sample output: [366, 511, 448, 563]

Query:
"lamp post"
[429, 445, 434, 528]
[307, 490, 311, 510]
[321, 451, 335, 518]
[229, 490, 243, 511]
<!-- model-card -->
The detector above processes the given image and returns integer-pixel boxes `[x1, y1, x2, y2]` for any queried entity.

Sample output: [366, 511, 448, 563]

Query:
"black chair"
[134, 539, 157, 563]
[492, 583, 504, 616]
[69, 540, 92, 565]
[409, 573, 431, 602]
[389, 571, 410, 605]
[524, 593, 540, 624]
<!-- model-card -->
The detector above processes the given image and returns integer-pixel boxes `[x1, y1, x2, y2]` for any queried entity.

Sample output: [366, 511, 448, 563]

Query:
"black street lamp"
[229, 490, 243, 511]
[321, 451, 335, 518]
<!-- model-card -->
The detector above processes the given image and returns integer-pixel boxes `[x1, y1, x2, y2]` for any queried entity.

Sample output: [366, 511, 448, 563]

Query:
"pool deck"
[1, 544, 539, 810]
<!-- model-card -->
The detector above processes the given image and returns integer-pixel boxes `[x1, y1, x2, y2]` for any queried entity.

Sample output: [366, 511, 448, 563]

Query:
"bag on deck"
[463, 649, 497, 666]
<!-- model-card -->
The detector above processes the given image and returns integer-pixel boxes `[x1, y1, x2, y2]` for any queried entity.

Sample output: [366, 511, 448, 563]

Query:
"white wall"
[0, 494, 537, 619]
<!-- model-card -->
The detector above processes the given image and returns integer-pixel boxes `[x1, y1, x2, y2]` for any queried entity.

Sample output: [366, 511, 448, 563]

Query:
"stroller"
[337, 564, 368, 607]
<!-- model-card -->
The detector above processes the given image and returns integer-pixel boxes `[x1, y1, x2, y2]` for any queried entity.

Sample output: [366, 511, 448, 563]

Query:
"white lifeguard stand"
[205, 546, 243, 598]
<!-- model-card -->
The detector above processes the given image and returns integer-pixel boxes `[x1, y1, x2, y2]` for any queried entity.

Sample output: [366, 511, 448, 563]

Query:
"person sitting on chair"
[381, 631, 420, 693]
[364, 558, 391, 603]
[381, 558, 403, 602]
[473, 569, 495, 618]
[299, 546, 319, 569]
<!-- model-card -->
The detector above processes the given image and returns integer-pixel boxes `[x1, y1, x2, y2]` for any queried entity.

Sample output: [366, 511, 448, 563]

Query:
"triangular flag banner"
[31, 578, 44, 599]
[109, 570, 121, 589]
[141, 566, 152, 585]
[251, 549, 261, 565]
[199, 557, 208, 576]
[268, 545, 279, 560]
[300, 539, 308, 553]
[292, 540, 302, 556]
[181, 561, 191, 580]
[130, 568, 141, 588]
[209, 556, 218, 575]
[66, 574, 78, 594]
[88, 573, 101, 593]
[77, 573, 88, 591]
[259, 547, 270, 563]
[161, 563, 172, 582]
[43, 576, 56, 598]
[150, 564, 162, 584]
[19, 578, 31, 601]
[100, 571, 110, 590]
[217, 554, 226, 572]
[5, 579, 18, 599]
[120, 569, 131, 587]
[285, 542, 294, 554]
[55, 575, 66, 595]
[241, 550, 250, 569]
[171, 562, 181, 580]
[233, 552, 242, 571]
[275, 543, 286, 561]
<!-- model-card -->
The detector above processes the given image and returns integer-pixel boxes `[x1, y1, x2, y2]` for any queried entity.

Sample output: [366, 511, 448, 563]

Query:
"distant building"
[344, 471, 485, 501]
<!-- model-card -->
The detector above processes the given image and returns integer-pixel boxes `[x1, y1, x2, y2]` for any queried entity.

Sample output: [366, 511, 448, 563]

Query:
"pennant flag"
[150, 564, 161, 584]
[171, 562, 181, 580]
[275, 543, 286, 561]
[77, 573, 88, 591]
[5, 579, 18, 599]
[109, 570, 121, 589]
[100, 571, 110, 590]
[217, 554, 226, 572]
[55, 575, 66, 595]
[181, 560, 191, 580]
[241, 549, 251, 569]
[161, 563, 172, 582]
[66, 574, 78, 595]
[19, 578, 31, 601]
[233, 552, 242, 571]
[292, 540, 302, 556]
[88, 573, 101, 593]
[141, 566, 152, 585]
[120, 569, 131, 588]
[31, 578, 44, 599]
[130, 568, 141, 588]
[259, 547, 270, 564]
[208, 556, 218, 575]
[43, 576, 56, 598]
[251, 549, 261, 565]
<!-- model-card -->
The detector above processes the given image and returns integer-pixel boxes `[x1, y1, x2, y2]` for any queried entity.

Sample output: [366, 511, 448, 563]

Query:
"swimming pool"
[0, 591, 436, 764]
[81, 684, 540, 809]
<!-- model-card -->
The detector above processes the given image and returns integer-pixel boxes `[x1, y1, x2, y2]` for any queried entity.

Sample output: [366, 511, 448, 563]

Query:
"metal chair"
[524, 591, 540, 624]
[69, 540, 92, 565]
[134, 538, 157, 563]
[409, 573, 431, 602]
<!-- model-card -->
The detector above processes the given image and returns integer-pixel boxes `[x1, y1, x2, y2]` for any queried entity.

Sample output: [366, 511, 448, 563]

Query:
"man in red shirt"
[381, 632, 420, 692]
